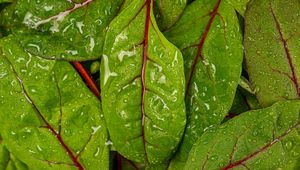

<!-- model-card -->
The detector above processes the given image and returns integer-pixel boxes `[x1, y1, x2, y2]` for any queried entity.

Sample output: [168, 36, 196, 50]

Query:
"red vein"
[5, 57, 84, 170]
[34, 0, 94, 28]
[71, 61, 100, 99]
[141, 0, 152, 162]
[270, 4, 300, 97]
[221, 121, 300, 170]
[185, 0, 222, 94]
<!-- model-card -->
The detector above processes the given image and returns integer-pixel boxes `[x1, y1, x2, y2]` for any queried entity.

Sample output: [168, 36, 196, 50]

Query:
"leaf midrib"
[141, 0, 152, 163]
[221, 120, 300, 170]
[185, 0, 222, 96]
[269, 3, 300, 97]
[4, 56, 84, 170]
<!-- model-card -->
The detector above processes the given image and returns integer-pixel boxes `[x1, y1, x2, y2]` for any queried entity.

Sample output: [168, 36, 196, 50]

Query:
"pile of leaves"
[0, 0, 299, 169]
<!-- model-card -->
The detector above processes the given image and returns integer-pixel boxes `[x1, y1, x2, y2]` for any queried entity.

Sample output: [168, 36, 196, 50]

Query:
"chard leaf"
[0, 0, 124, 60]
[0, 36, 109, 170]
[164, 0, 243, 168]
[101, 0, 186, 165]
[244, 0, 300, 107]
[154, 0, 187, 31]
[185, 100, 300, 170]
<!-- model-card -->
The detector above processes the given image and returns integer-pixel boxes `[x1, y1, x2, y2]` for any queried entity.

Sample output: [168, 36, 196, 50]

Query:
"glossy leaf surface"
[0, 36, 109, 170]
[244, 0, 300, 107]
[101, 0, 186, 164]
[165, 0, 243, 168]
[154, 0, 187, 31]
[185, 100, 300, 170]
[0, 0, 124, 60]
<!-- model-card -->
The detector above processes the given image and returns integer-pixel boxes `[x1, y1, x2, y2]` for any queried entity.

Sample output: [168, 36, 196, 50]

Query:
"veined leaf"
[185, 100, 300, 170]
[0, 0, 124, 60]
[0, 36, 109, 170]
[154, 0, 187, 31]
[244, 0, 300, 107]
[164, 0, 243, 168]
[101, 0, 186, 165]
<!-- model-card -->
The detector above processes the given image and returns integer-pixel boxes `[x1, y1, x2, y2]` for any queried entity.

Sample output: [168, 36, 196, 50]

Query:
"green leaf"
[0, 135, 9, 170]
[154, 0, 187, 31]
[228, 89, 249, 115]
[244, 0, 300, 107]
[185, 100, 300, 170]
[101, 0, 186, 165]
[164, 0, 243, 168]
[0, 140, 28, 170]
[0, 0, 12, 3]
[0, 0, 124, 60]
[0, 36, 109, 170]
[227, 0, 250, 16]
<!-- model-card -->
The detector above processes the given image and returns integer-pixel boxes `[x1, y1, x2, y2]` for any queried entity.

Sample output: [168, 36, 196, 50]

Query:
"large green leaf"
[0, 36, 109, 170]
[244, 0, 300, 107]
[185, 100, 300, 169]
[154, 0, 187, 31]
[164, 0, 243, 168]
[101, 0, 186, 165]
[0, 0, 124, 60]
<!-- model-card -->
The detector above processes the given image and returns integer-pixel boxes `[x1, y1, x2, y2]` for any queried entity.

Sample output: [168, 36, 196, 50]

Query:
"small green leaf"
[0, 0, 124, 60]
[165, 0, 243, 168]
[185, 100, 300, 170]
[244, 0, 300, 107]
[101, 0, 186, 165]
[0, 36, 109, 170]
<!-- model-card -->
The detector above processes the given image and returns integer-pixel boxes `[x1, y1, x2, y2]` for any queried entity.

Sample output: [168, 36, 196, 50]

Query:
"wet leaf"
[164, 0, 243, 168]
[0, 36, 109, 170]
[101, 0, 186, 165]
[185, 100, 300, 170]
[244, 0, 300, 107]
[0, 0, 124, 60]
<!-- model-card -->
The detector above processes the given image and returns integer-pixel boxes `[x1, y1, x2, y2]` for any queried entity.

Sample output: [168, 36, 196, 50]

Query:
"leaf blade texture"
[154, 0, 187, 31]
[0, 0, 124, 60]
[101, 0, 186, 164]
[0, 36, 109, 170]
[184, 100, 300, 170]
[164, 0, 243, 168]
[244, 0, 300, 107]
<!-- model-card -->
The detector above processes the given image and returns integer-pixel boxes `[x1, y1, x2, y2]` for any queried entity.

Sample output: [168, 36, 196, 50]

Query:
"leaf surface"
[101, 0, 186, 164]
[244, 0, 300, 107]
[154, 0, 187, 31]
[164, 0, 243, 168]
[0, 0, 124, 60]
[0, 138, 28, 170]
[226, 0, 249, 16]
[0, 36, 109, 170]
[185, 100, 300, 170]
